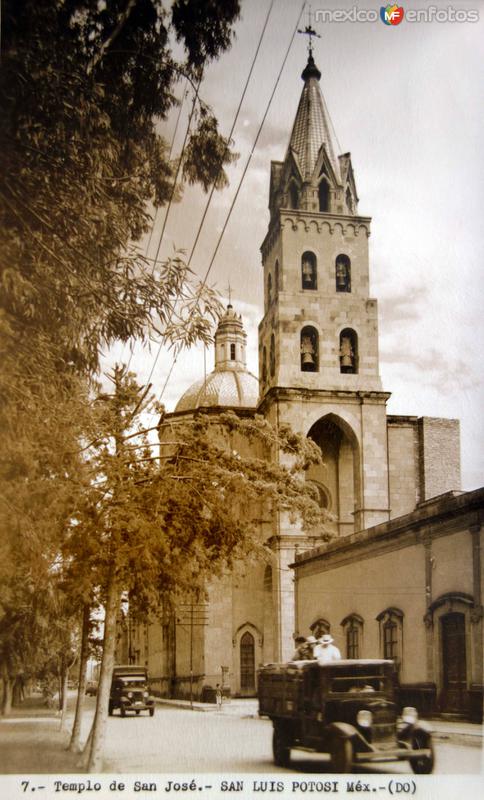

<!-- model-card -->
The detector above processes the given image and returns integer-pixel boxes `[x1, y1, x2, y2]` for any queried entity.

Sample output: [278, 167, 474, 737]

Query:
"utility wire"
[123, 77, 198, 371]
[145, 79, 188, 257]
[148, 0, 281, 399]
[201, 1, 305, 288]
[151, 74, 203, 271]
[185, 0, 276, 273]
[152, 0, 307, 402]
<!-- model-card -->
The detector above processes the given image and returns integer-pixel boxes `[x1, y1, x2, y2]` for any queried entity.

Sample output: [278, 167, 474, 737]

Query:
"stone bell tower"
[259, 49, 391, 553]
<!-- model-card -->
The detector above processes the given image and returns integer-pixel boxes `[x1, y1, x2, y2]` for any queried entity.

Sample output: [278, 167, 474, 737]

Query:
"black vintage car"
[258, 659, 434, 773]
[108, 665, 155, 717]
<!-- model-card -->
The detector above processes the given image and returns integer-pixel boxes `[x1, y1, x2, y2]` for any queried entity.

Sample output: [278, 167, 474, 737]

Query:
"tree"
[62, 366, 326, 771]
[1, 0, 240, 373]
[0, 0, 241, 713]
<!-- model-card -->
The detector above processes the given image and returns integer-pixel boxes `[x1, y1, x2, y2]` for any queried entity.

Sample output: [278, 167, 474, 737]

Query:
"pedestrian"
[314, 633, 341, 663]
[215, 684, 222, 710]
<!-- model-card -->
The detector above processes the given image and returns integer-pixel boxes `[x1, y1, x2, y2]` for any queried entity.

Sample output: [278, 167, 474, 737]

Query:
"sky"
[112, 0, 484, 492]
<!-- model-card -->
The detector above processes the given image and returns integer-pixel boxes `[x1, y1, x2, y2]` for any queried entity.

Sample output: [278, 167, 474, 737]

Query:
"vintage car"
[108, 665, 155, 717]
[85, 680, 98, 696]
[258, 659, 434, 773]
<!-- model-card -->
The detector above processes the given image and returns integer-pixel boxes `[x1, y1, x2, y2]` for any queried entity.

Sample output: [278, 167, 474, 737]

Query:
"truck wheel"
[108, 703, 114, 716]
[149, 707, 155, 717]
[410, 731, 434, 774]
[331, 737, 353, 773]
[273, 724, 291, 767]
[120, 705, 126, 718]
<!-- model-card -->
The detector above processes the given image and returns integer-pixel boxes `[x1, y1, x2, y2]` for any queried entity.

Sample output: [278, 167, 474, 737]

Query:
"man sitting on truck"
[314, 633, 341, 663]
[291, 635, 317, 660]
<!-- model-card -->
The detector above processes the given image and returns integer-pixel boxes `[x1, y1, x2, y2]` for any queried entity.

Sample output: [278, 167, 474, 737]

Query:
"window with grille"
[377, 608, 404, 670]
[341, 614, 364, 659]
[240, 632, 255, 692]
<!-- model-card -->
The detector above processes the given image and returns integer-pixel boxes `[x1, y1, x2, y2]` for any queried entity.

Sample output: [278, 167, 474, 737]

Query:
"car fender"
[399, 721, 432, 742]
[326, 721, 356, 739]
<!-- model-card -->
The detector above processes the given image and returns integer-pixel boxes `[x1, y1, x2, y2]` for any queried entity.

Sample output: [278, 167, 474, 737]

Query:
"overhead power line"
[151, 0, 307, 402]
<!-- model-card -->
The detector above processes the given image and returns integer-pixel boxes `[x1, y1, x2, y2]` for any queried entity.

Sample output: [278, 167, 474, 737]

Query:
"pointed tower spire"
[288, 52, 340, 183]
[268, 46, 359, 219]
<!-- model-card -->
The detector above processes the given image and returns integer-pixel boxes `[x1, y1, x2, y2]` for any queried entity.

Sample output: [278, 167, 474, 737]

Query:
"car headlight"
[402, 706, 418, 724]
[127, 691, 133, 699]
[143, 691, 149, 699]
[357, 710, 373, 727]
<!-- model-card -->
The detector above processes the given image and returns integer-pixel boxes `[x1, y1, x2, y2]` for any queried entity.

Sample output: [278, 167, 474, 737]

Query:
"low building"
[292, 487, 483, 720]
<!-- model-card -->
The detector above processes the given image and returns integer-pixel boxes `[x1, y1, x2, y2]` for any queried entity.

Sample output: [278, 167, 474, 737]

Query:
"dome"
[175, 369, 259, 412]
[174, 303, 259, 413]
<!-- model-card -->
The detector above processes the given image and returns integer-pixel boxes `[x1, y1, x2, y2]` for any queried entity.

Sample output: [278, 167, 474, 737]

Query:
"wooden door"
[441, 612, 466, 713]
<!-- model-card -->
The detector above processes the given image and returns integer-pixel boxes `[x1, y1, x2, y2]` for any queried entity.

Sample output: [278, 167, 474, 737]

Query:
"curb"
[154, 699, 482, 744]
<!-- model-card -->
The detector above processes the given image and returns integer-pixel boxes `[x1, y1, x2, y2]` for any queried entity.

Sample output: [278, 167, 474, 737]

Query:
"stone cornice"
[292, 486, 484, 573]
[258, 386, 391, 415]
[260, 209, 372, 261]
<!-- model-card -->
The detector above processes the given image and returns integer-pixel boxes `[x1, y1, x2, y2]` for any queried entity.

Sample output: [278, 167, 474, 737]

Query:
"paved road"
[100, 703, 482, 775]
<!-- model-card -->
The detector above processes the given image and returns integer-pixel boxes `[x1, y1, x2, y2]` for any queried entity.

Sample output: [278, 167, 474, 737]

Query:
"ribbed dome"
[175, 369, 259, 412]
[174, 303, 259, 413]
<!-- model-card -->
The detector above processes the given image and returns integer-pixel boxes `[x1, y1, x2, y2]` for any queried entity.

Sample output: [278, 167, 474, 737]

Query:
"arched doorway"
[240, 632, 255, 695]
[441, 612, 467, 713]
[306, 415, 361, 537]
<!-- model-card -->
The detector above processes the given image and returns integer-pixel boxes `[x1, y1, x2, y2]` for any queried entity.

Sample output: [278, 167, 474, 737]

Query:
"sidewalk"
[155, 696, 483, 746]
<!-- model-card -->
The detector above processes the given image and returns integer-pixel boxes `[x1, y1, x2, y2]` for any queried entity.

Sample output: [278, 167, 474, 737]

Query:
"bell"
[336, 264, 346, 288]
[302, 351, 315, 364]
[302, 261, 313, 283]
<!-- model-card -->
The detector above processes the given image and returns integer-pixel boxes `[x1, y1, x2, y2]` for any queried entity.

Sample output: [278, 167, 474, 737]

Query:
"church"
[123, 49, 483, 720]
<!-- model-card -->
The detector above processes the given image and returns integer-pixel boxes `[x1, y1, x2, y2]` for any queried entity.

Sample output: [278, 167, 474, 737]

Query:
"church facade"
[122, 52, 482, 717]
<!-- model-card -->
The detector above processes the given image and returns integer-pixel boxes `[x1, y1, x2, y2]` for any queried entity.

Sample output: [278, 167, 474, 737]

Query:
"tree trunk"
[86, 575, 120, 772]
[1, 665, 13, 716]
[59, 661, 69, 731]
[69, 604, 90, 752]
[57, 663, 63, 712]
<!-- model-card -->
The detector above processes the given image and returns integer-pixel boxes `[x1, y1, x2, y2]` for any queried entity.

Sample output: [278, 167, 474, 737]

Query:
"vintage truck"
[108, 665, 155, 717]
[258, 659, 434, 773]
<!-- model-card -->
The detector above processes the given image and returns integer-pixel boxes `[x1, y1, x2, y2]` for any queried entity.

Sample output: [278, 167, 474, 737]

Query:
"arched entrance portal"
[306, 415, 361, 536]
[441, 612, 467, 713]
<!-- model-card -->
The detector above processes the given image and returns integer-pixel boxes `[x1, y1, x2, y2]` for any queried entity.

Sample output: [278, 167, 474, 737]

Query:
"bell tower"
[259, 49, 391, 544]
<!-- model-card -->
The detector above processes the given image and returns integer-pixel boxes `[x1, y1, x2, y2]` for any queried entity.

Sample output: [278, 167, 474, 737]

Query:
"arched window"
[341, 614, 364, 660]
[301, 326, 319, 372]
[307, 480, 330, 510]
[335, 254, 351, 293]
[274, 260, 280, 294]
[240, 632, 255, 693]
[267, 272, 272, 306]
[262, 346, 267, 384]
[230, 343, 236, 360]
[301, 251, 317, 290]
[289, 182, 299, 210]
[377, 607, 404, 670]
[269, 334, 275, 377]
[318, 179, 329, 212]
[339, 328, 358, 374]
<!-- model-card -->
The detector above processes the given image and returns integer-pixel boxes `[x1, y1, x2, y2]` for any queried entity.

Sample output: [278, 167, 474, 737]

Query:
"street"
[99, 703, 481, 775]
[0, 697, 481, 775]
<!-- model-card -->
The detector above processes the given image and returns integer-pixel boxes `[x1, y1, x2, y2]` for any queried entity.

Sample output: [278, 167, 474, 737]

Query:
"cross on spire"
[297, 7, 321, 57]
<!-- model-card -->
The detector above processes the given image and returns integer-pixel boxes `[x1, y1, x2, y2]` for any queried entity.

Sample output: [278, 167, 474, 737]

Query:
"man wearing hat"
[291, 635, 317, 660]
[314, 633, 341, 663]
